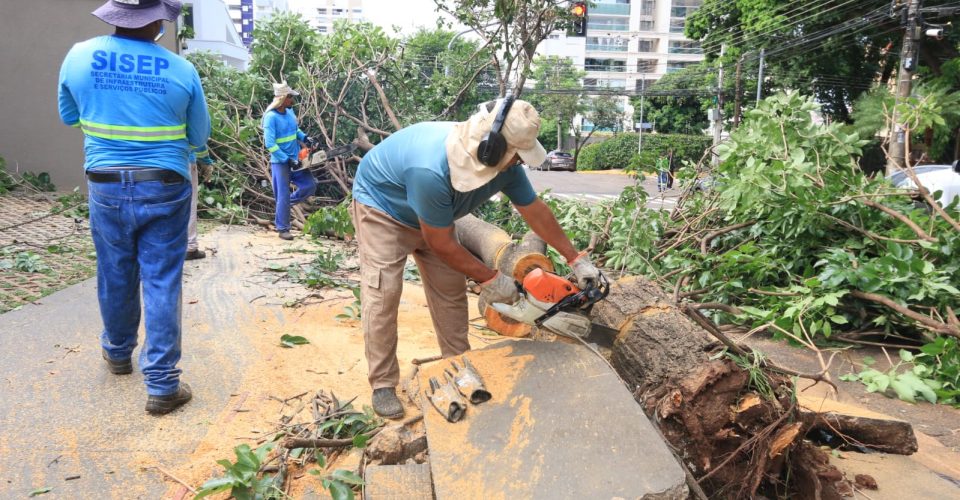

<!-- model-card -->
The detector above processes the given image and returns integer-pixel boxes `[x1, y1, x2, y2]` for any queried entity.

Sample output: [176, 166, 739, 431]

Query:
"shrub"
[576, 133, 710, 172]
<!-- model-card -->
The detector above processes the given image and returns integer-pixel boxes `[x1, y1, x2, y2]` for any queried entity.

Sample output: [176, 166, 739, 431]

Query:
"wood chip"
[768, 422, 802, 458]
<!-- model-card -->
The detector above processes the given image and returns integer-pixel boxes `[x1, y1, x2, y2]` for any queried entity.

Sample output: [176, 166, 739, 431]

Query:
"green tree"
[434, 0, 574, 97]
[527, 56, 584, 152]
[633, 64, 716, 134]
[686, 0, 905, 122]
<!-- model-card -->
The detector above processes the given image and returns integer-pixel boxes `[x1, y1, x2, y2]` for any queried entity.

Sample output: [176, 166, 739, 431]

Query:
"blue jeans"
[88, 173, 190, 396]
[271, 162, 317, 232]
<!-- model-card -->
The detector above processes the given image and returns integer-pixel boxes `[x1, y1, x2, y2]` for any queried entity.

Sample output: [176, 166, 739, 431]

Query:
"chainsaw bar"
[307, 143, 357, 167]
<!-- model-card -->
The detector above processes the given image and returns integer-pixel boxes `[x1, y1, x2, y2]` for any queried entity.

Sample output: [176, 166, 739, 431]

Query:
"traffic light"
[570, 1, 587, 37]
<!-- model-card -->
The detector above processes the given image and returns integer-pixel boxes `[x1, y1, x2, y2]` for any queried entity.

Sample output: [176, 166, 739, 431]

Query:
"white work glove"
[479, 271, 520, 306]
[569, 252, 599, 289]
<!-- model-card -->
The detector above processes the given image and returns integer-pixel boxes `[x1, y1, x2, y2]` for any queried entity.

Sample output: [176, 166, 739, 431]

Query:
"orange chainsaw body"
[522, 268, 579, 305]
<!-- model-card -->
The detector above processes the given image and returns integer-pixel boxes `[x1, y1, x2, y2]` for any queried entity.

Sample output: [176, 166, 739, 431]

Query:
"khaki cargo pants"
[350, 201, 469, 389]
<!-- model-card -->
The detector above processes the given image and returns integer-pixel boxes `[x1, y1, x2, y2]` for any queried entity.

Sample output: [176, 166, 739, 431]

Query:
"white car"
[887, 162, 960, 208]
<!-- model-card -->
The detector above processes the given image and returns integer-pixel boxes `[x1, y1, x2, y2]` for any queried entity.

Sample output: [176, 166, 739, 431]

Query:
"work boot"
[102, 349, 132, 375]
[278, 231, 294, 241]
[185, 249, 206, 260]
[372, 387, 404, 419]
[145, 383, 193, 415]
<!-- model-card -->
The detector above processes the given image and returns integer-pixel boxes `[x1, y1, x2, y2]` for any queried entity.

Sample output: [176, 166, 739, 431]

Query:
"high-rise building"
[225, 0, 290, 47]
[300, 0, 364, 34]
[182, 0, 250, 69]
[539, 0, 705, 93]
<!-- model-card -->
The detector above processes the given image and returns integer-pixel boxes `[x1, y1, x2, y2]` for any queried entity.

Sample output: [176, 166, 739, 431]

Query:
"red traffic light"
[571, 2, 586, 17]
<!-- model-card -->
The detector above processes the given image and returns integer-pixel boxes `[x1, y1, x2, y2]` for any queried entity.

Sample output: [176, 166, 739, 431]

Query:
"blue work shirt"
[353, 122, 537, 229]
[263, 108, 305, 163]
[58, 35, 210, 180]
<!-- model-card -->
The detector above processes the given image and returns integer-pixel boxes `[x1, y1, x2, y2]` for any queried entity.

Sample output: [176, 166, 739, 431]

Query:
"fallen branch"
[283, 428, 383, 449]
[859, 199, 937, 242]
[850, 290, 960, 337]
[700, 221, 755, 255]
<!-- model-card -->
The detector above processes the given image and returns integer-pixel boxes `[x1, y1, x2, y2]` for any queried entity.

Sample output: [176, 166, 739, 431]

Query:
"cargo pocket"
[363, 266, 381, 289]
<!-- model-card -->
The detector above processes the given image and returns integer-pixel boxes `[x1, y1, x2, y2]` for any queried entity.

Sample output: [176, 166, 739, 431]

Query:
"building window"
[640, 0, 656, 16]
[668, 40, 702, 54]
[670, 0, 702, 33]
[636, 38, 657, 53]
[586, 36, 629, 52]
[585, 58, 627, 72]
[638, 20, 655, 31]
[584, 78, 626, 90]
[666, 60, 697, 73]
[333, 8, 344, 14]
[636, 59, 657, 73]
[182, 4, 194, 30]
[317, 8, 327, 14]
[587, 17, 630, 31]
[318, 26, 328, 33]
[636, 78, 659, 92]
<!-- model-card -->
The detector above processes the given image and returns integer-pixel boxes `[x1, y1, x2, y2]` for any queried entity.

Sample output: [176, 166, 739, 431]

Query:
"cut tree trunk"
[455, 215, 553, 337]
[457, 216, 852, 498]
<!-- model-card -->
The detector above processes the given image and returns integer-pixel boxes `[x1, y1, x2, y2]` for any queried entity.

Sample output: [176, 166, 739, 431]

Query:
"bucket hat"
[445, 99, 547, 192]
[92, 0, 182, 29]
[265, 82, 300, 113]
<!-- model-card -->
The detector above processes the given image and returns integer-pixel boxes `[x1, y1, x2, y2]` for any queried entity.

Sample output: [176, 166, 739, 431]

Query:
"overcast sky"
[288, 0, 464, 36]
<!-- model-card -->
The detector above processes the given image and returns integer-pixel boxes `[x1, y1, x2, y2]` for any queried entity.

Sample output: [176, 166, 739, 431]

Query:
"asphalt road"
[524, 169, 682, 210]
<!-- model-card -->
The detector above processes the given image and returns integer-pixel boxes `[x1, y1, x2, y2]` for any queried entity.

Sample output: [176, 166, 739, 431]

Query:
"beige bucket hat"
[266, 81, 300, 113]
[445, 99, 547, 192]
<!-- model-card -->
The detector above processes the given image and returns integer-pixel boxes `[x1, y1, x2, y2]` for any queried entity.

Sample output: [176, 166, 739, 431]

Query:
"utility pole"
[733, 54, 743, 127]
[755, 48, 765, 104]
[637, 75, 645, 155]
[887, 0, 922, 175]
[712, 44, 725, 166]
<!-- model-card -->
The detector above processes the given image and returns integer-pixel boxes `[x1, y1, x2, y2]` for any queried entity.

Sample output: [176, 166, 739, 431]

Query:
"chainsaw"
[298, 142, 358, 169]
[490, 268, 617, 345]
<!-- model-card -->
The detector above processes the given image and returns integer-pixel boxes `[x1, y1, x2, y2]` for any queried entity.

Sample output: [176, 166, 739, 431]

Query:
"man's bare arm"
[419, 221, 497, 283]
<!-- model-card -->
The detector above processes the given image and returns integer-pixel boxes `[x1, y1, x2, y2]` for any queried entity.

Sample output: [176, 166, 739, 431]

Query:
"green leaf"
[890, 379, 917, 403]
[352, 433, 370, 448]
[280, 334, 310, 348]
[28, 487, 52, 497]
[829, 315, 848, 325]
[899, 349, 914, 363]
[195, 476, 237, 497]
[327, 480, 355, 500]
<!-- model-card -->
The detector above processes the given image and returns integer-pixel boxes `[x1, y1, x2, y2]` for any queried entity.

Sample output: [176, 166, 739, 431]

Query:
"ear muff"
[477, 95, 516, 167]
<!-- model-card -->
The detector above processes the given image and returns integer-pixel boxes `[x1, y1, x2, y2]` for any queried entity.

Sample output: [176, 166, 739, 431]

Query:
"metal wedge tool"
[450, 357, 492, 404]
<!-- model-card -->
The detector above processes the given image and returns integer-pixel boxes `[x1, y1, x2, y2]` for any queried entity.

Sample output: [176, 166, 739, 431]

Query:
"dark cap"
[92, 0, 182, 29]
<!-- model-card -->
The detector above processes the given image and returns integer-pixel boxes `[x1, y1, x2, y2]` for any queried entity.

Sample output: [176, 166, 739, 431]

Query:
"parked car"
[532, 150, 576, 171]
[887, 162, 960, 208]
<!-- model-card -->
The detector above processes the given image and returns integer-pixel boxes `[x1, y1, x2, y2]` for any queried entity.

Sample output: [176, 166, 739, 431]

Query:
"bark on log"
[456, 215, 553, 337]
[800, 410, 918, 455]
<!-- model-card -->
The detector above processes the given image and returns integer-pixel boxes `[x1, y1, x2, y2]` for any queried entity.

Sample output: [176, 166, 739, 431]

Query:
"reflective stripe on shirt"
[79, 119, 186, 141]
[275, 133, 298, 144]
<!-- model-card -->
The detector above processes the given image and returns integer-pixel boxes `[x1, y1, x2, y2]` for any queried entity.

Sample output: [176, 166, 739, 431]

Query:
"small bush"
[576, 133, 711, 172]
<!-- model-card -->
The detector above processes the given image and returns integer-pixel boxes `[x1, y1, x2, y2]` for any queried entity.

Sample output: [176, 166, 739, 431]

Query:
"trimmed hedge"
[577, 133, 711, 171]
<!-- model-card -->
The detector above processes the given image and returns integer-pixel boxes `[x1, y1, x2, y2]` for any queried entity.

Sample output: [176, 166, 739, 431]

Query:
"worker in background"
[262, 82, 318, 241]
[351, 97, 600, 418]
[186, 148, 215, 260]
[57, 0, 210, 415]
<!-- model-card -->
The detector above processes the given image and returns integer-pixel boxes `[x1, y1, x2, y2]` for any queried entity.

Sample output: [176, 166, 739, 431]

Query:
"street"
[525, 168, 682, 210]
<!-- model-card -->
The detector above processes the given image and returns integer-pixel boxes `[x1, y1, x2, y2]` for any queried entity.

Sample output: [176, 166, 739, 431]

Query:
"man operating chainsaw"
[262, 81, 319, 241]
[351, 96, 600, 418]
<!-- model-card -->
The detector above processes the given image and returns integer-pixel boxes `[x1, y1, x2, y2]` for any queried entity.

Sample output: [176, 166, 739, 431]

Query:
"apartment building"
[182, 0, 250, 69]
[540, 0, 705, 93]
[225, 0, 290, 46]
[301, 0, 365, 34]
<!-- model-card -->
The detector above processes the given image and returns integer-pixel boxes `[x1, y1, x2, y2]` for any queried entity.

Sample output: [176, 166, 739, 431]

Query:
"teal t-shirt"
[352, 122, 537, 228]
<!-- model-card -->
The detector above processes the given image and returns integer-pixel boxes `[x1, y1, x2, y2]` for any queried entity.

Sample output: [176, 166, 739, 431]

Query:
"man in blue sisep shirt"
[262, 82, 319, 240]
[58, 0, 210, 415]
[352, 98, 600, 418]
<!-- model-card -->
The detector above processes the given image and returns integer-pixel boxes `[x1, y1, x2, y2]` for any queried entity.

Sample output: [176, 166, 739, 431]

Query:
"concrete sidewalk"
[0, 226, 261, 499]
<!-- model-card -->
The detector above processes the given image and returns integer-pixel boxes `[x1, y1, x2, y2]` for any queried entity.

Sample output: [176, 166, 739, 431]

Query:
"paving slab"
[418, 341, 687, 500]
[0, 226, 261, 499]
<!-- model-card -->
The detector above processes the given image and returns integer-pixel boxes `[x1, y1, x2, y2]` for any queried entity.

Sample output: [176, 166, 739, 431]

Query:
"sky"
[288, 0, 464, 36]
